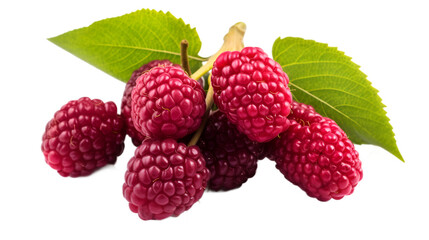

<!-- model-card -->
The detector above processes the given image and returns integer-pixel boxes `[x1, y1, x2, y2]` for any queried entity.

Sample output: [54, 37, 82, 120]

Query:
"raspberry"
[121, 60, 181, 146]
[41, 97, 126, 177]
[266, 102, 320, 161]
[269, 102, 363, 201]
[198, 111, 263, 191]
[122, 139, 210, 220]
[255, 144, 268, 161]
[131, 66, 206, 140]
[211, 47, 293, 142]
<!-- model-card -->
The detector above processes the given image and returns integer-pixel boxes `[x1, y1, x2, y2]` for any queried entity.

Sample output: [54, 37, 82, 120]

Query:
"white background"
[1, 0, 428, 239]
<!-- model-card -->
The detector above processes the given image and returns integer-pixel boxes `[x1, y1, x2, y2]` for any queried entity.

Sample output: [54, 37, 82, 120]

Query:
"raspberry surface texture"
[131, 66, 206, 140]
[198, 111, 263, 191]
[121, 60, 180, 146]
[269, 102, 363, 201]
[123, 139, 210, 220]
[211, 46, 293, 142]
[41, 97, 126, 177]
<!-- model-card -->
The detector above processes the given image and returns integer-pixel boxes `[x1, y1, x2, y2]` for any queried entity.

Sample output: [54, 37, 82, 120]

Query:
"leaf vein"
[291, 74, 369, 90]
[289, 82, 378, 144]
[273, 42, 299, 60]
[283, 60, 358, 69]
[306, 87, 379, 108]
[335, 104, 387, 118]
[92, 43, 206, 61]
[294, 45, 318, 62]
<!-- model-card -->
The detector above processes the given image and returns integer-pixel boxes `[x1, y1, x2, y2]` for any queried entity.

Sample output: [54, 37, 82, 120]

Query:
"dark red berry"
[211, 46, 293, 142]
[121, 60, 181, 146]
[198, 111, 263, 191]
[123, 138, 210, 220]
[269, 102, 363, 201]
[255, 143, 268, 161]
[131, 66, 206, 140]
[41, 97, 126, 177]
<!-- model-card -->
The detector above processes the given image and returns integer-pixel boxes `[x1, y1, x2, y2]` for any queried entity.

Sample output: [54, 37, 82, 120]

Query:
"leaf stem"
[187, 22, 247, 146]
[180, 40, 192, 76]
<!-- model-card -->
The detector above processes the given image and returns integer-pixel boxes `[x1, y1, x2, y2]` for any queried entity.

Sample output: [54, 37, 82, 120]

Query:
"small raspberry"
[211, 46, 293, 142]
[198, 111, 263, 191]
[269, 102, 363, 201]
[123, 138, 210, 220]
[131, 66, 206, 140]
[121, 60, 181, 146]
[41, 97, 126, 177]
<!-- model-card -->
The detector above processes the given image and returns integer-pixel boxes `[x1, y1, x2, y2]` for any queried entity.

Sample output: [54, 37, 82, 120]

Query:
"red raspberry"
[123, 139, 210, 220]
[197, 111, 263, 191]
[266, 102, 320, 161]
[131, 66, 206, 140]
[211, 47, 293, 142]
[255, 144, 268, 161]
[269, 102, 363, 201]
[121, 60, 181, 146]
[41, 97, 126, 177]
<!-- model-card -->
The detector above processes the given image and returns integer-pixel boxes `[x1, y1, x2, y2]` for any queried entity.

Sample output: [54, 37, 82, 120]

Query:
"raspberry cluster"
[42, 46, 364, 221]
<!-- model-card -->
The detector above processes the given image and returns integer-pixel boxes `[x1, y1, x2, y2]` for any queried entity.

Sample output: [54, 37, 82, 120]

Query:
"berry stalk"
[190, 22, 246, 81]
[180, 39, 192, 76]
[187, 75, 214, 146]
[187, 22, 247, 146]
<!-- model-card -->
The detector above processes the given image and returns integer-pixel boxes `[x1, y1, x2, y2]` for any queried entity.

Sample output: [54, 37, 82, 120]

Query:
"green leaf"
[49, 9, 205, 82]
[273, 37, 403, 161]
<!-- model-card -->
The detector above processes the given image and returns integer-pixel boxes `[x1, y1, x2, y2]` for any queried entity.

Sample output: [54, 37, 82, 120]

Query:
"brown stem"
[180, 40, 192, 76]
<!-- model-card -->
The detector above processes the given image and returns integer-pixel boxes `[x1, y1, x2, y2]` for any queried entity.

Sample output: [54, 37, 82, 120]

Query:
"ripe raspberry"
[211, 47, 293, 142]
[197, 111, 263, 191]
[122, 138, 210, 220]
[41, 97, 126, 177]
[131, 66, 206, 140]
[269, 102, 363, 201]
[121, 60, 181, 146]
[255, 144, 268, 161]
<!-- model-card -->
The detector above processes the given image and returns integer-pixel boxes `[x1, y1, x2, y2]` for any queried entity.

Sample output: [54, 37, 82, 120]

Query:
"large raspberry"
[211, 47, 293, 142]
[198, 111, 263, 191]
[123, 139, 210, 220]
[269, 102, 363, 201]
[121, 60, 181, 146]
[131, 66, 206, 140]
[41, 97, 126, 177]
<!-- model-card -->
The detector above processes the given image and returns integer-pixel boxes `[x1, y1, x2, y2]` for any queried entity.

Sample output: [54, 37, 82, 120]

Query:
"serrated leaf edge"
[274, 37, 404, 161]
[48, 8, 206, 82]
